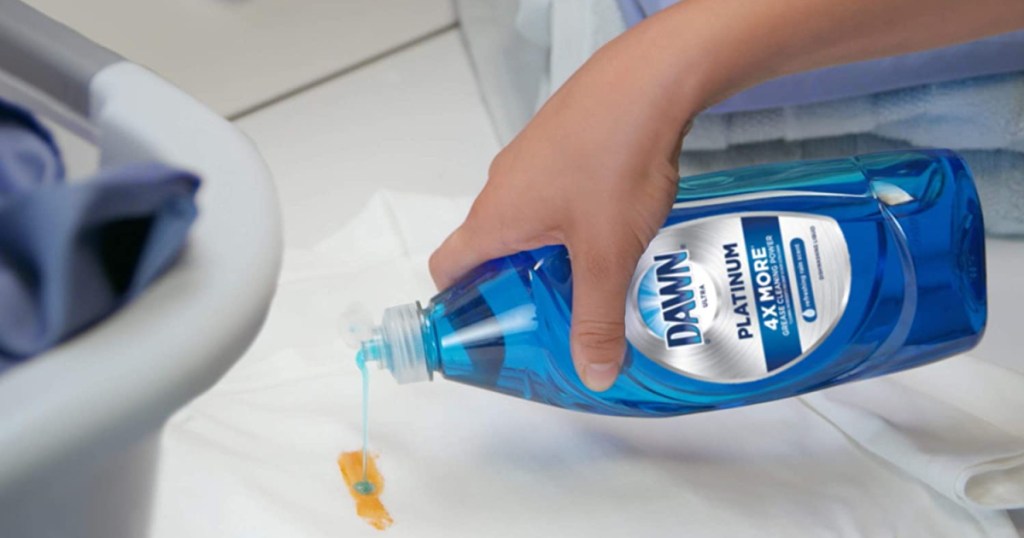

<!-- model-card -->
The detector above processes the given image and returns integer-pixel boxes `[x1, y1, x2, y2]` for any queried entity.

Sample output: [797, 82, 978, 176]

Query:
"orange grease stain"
[339, 451, 393, 530]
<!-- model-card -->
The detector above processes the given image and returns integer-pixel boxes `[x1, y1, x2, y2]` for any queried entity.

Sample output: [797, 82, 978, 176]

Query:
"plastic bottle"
[358, 150, 987, 417]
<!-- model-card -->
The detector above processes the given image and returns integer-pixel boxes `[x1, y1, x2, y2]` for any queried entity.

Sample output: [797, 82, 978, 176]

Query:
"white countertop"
[25, 0, 455, 116]
[235, 29, 497, 248]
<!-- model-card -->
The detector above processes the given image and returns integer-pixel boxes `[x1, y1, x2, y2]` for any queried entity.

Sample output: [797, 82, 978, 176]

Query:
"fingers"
[429, 186, 560, 290]
[568, 232, 647, 392]
[429, 216, 515, 291]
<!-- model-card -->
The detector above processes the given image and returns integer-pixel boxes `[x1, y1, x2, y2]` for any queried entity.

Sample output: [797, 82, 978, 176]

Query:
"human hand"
[429, 26, 698, 391]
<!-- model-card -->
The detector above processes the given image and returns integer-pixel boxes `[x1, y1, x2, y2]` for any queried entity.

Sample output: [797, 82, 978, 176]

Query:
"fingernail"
[583, 361, 619, 391]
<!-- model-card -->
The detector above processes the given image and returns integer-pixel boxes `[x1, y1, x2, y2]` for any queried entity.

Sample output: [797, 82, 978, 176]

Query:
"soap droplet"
[354, 480, 375, 495]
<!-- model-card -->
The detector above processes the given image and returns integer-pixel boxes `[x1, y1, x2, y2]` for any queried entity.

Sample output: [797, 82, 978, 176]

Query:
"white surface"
[24, 0, 456, 116]
[149, 29, 1024, 537]
[455, 0, 549, 144]
[805, 367, 1024, 510]
[973, 238, 1024, 373]
[234, 29, 496, 248]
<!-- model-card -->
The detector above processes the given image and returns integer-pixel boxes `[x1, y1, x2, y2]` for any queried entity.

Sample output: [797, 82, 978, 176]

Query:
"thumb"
[568, 234, 646, 392]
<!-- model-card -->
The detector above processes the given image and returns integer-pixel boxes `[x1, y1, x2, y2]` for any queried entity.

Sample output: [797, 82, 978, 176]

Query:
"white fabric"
[151, 190, 1022, 537]
[804, 360, 1024, 510]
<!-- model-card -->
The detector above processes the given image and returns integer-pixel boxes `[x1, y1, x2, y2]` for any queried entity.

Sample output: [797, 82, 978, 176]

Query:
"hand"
[429, 27, 698, 391]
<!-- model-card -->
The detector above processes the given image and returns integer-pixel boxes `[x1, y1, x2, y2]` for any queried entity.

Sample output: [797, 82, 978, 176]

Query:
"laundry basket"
[0, 2, 282, 537]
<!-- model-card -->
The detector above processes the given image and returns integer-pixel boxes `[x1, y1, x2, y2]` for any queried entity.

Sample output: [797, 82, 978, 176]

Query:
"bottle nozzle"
[355, 302, 431, 384]
[357, 330, 387, 371]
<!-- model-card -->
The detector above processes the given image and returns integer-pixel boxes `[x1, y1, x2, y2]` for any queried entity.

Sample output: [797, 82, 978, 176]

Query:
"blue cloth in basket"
[0, 98, 199, 366]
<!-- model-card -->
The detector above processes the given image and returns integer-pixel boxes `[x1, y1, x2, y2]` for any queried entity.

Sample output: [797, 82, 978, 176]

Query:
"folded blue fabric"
[0, 98, 200, 366]
[675, 133, 1024, 237]
[616, 0, 1024, 114]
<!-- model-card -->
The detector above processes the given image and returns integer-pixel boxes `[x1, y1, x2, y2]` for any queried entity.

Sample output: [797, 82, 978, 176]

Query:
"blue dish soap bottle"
[358, 150, 987, 417]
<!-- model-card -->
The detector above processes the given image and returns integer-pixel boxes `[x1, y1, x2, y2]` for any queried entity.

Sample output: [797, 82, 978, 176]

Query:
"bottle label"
[626, 213, 851, 382]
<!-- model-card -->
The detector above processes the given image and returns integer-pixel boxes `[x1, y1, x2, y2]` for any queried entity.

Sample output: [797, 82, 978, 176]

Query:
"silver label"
[626, 213, 851, 382]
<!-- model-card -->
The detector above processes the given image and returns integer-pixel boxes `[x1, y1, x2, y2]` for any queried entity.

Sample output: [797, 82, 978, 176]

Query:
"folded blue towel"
[616, 0, 1024, 114]
[685, 74, 1024, 153]
[676, 134, 1024, 237]
[0, 98, 200, 367]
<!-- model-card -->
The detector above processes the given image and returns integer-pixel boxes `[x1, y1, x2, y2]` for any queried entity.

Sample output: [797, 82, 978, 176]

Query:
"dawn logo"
[639, 248, 704, 348]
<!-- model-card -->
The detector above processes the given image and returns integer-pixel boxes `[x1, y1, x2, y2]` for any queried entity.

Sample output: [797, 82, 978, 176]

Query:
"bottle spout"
[357, 331, 387, 371]
[356, 302, 432, 384]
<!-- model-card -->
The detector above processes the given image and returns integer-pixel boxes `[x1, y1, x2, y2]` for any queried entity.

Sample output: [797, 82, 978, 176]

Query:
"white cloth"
[804, 360, 1024, 511]
[151, 190, 1023, 537]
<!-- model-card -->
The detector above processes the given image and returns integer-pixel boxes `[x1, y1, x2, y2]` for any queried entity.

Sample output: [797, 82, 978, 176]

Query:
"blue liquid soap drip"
[354, 480, 375, 496]
[354, 350, 375, 495]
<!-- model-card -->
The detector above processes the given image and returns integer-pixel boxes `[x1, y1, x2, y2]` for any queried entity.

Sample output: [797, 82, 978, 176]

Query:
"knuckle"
[427, 248, 444, 278]
[654, 164, 681, 194]
[428, 248, 454, 288]
[572, 319, 626, 355]
[576, 248, 616, 281]
[623, 221, 655, 257]
[487, 148, 515, 181]
[465, 192, 492, 225]
[575, 233, 645, 281]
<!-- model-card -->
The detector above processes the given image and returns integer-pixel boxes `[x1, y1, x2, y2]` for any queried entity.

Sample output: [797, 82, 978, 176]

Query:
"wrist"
[654, 3, 788, 111]
[586, 19, 707, 146]
[604, 2, 765, 133]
